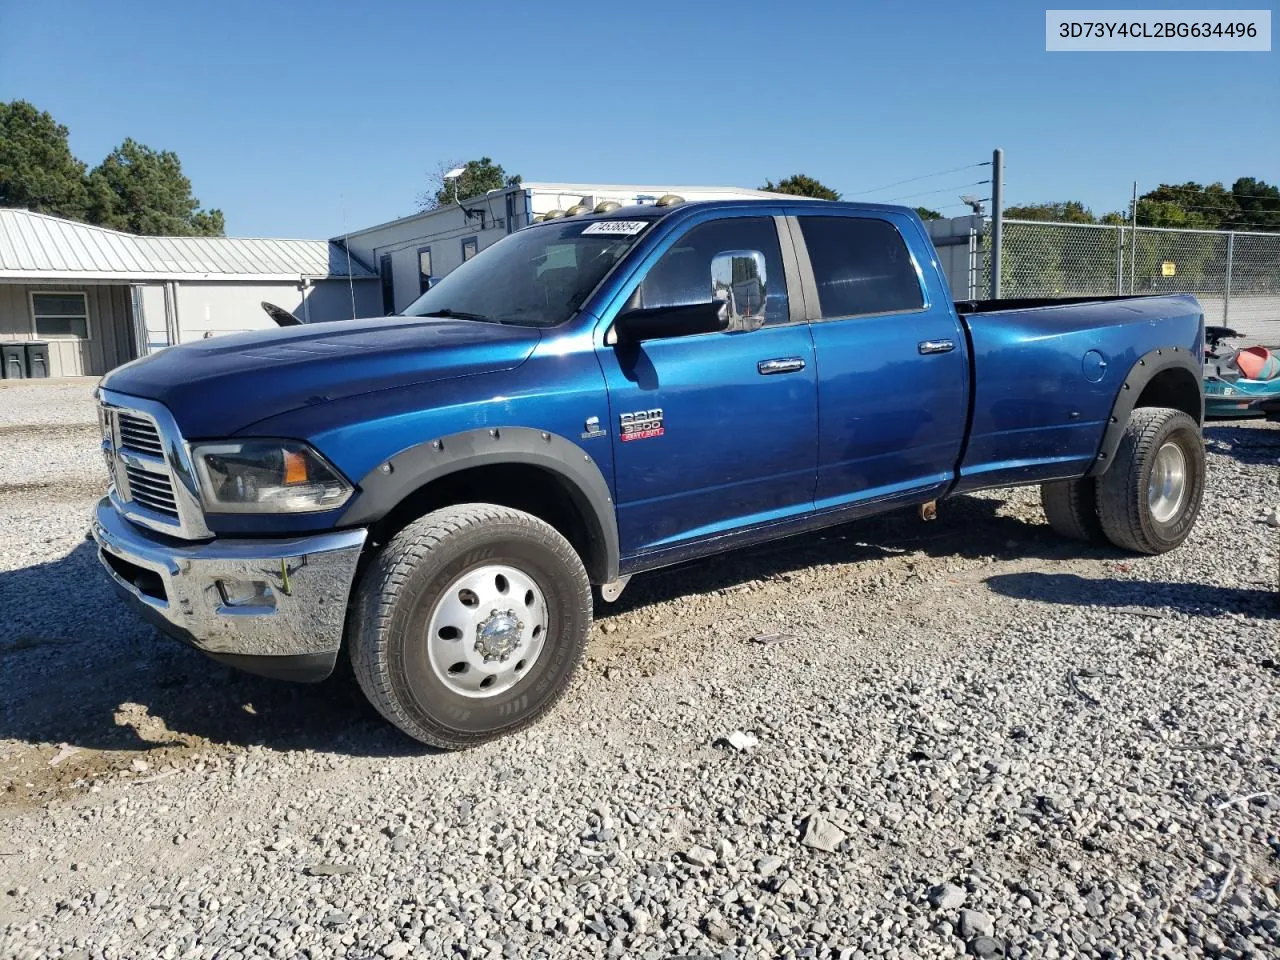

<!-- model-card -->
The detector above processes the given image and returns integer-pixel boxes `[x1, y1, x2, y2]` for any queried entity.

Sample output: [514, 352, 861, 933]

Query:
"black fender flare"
[1086, 345, 1203, 478]
[339, 426, 620, 583]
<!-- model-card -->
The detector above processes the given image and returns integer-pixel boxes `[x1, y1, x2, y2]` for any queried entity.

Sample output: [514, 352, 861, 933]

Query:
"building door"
[379, 254, 394, 314]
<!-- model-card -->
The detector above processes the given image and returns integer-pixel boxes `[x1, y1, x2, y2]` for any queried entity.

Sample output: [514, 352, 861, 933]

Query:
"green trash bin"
[25, 341, 50, 378]
[1, 342, 25, 379]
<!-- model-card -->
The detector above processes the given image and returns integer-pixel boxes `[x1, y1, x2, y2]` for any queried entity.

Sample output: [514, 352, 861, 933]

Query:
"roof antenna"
[341, 193, 356, 320]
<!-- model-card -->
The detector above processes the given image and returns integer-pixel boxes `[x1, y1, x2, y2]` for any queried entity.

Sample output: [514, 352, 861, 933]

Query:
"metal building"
[339, 182, 783, 315]
[0, 209, 380, 378]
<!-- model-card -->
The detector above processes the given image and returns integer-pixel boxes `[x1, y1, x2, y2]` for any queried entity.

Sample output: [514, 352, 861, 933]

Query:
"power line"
[1141, 201, 1279, 214]
[886, 180, 990, 203]
[848, 162, 990, 197]
[1143, 187, 1280, 201]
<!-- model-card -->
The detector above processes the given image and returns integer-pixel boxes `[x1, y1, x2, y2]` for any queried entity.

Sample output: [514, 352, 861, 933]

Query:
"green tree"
[87, 138, 223, 236]
[1135, 197, 1215, 230]
[422, 157, 520, 209]
[913, 206, 943, 220]
[0, 100, 90, 220]
[1228, 177, 1280, 231]
[1137, 181, 1234, 230]
[759, 174, 840, 201]
[1003, 201, 1096, 224]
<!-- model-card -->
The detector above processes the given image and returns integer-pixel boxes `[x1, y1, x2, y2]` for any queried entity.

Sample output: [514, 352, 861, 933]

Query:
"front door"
[596, 213, 818, 558]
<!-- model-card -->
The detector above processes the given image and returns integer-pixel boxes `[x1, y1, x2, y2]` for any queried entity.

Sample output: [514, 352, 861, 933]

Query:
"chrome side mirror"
[711, 249, 768, 332]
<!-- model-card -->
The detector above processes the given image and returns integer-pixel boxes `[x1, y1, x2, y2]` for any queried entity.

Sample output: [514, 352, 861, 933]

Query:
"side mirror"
[711, 249, 768, 331]
[613, 300, 729, 343]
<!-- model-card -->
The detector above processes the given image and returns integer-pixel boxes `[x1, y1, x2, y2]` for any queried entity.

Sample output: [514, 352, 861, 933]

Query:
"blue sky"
[1, 0, 1275, 238]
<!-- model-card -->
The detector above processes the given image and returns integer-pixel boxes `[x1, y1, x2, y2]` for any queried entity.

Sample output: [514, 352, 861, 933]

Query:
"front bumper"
[91, 497, 367, 681]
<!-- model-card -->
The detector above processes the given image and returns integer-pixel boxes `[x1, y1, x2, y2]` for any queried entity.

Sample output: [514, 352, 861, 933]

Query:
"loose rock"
[800, 815, 847, 852]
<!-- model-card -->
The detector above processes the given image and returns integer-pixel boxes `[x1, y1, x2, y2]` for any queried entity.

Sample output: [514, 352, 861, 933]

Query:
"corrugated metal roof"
[0, 209, 377, 281]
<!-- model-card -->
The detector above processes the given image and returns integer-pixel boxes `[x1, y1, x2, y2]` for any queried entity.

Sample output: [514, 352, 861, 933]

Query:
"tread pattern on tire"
[1040, 478, 1105, 544]
[350, 503, 591, 748]
[1095, 406, 1203, 555]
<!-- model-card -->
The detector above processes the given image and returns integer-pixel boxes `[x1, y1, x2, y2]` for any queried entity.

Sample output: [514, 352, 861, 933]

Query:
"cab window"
[639, 217, 789, 326]
[798, 216, 924, 319]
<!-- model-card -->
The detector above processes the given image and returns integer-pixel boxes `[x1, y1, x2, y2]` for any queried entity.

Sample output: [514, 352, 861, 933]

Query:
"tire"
[350, 504, 592, 748]
[1040, 478, 1106, 544]
[1096, 407, 1205, 555]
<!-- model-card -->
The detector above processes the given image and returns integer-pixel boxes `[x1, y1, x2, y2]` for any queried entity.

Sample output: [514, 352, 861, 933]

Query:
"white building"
[0, 209, 379, 378]
[339, 182, 784, 314]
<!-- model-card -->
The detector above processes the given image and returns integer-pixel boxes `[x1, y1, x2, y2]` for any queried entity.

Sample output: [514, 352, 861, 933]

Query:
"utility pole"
[989, 148, 1004, 299]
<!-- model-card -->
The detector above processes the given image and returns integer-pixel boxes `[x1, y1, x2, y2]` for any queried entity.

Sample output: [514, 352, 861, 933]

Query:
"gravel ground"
[1, 382, 1277, 960]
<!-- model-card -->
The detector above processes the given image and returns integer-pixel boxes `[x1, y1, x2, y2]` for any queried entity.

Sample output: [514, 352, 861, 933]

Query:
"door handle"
[757, 357, 806, 375]
[918, 339, 955, 355]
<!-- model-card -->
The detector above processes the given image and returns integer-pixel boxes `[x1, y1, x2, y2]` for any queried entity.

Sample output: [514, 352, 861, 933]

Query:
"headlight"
[191, 440, 353, 514]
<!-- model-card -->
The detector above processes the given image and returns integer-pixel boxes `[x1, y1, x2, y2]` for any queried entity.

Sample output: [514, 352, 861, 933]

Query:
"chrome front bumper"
[92, 497, 366, 678]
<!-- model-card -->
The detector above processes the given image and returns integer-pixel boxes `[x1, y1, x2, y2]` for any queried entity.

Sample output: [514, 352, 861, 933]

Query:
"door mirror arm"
[612, 300, 730, 344]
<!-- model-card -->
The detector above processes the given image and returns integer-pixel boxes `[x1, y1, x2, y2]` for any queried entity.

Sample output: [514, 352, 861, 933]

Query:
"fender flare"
[338, 426, 620, 583]
[1086, 345, 1203, 478]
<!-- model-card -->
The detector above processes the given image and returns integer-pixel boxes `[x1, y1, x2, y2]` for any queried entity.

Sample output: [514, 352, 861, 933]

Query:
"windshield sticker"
[582, 220, 649, 236]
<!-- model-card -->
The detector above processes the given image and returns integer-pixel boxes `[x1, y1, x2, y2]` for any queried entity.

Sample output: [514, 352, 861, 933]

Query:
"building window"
[31, 291, 89, 338]
[379, 254, 394, 314]
[418, 247, 433, 294]
[461, 237, 478, 262]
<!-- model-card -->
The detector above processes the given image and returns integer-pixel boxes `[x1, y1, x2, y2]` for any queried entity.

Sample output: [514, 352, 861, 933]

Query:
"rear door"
[788, 210, 968, 508]
[596, 212, 818, 558]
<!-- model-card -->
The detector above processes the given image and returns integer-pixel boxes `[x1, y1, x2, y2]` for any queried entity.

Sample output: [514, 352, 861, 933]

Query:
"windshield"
[403, 218, 657, 327]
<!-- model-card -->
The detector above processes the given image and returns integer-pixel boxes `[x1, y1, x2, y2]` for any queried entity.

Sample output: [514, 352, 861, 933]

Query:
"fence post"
[989, 148, 1003, 299]
[1115, 225, 1125, 294]
[1223, 232, 1234, 326]
[968, 226, 979, 300]
[1129, 182, 1138, 295]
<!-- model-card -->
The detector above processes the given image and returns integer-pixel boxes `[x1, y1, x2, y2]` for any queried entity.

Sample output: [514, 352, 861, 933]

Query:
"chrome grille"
[123, 463, 179, 518]
[99, 391, 211, 540]
[117, 412, 164, 456]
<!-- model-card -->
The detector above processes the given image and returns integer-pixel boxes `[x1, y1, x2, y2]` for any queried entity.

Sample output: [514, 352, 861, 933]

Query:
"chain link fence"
[983, 220, 1280, 344]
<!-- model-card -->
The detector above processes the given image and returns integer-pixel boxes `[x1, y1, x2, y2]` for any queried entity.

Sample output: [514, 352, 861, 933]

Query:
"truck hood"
[101, 316, 541, 437]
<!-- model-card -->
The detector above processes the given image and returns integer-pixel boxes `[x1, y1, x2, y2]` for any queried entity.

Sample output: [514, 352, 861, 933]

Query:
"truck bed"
[950, 293, 1204, 493]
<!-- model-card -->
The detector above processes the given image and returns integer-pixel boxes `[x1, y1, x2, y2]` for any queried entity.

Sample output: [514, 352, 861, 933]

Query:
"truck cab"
[94, 199, 1206, 748]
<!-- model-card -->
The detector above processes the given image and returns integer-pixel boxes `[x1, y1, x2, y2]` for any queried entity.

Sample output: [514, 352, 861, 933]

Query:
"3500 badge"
[619, 408, 664, 442]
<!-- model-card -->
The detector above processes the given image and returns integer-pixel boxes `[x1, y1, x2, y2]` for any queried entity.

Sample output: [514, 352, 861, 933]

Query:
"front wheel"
[350, 504, 592, 748]
[1096, 407, 1206, 554]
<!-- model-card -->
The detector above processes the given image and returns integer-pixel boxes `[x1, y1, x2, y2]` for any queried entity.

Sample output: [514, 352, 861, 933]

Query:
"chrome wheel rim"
[426, 564, 548, 698]
[1147, 441, 1188, 524]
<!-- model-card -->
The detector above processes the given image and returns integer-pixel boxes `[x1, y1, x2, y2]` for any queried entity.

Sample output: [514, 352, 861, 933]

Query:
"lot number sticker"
[582, 221, 649, 236]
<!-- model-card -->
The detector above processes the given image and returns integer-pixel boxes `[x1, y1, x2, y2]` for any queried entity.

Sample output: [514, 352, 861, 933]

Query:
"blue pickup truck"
[93, 199, 1206, 747]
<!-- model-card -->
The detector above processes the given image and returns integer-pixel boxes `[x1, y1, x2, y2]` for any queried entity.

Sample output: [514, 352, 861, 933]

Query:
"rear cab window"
[798, 216, 924, 319]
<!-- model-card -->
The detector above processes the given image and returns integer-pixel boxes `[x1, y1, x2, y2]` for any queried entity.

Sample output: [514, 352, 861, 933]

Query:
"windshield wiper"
[421, 308, 501, 323]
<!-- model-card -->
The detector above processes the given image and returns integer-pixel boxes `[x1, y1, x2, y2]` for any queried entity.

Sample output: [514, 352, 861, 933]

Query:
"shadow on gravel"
[1204, 422, 1280, 466]
[600, 492, 1103, 617]
[2, 493, 1080, 758]
[0, 541, 427, 759]
[986, 571, 1279, 620]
